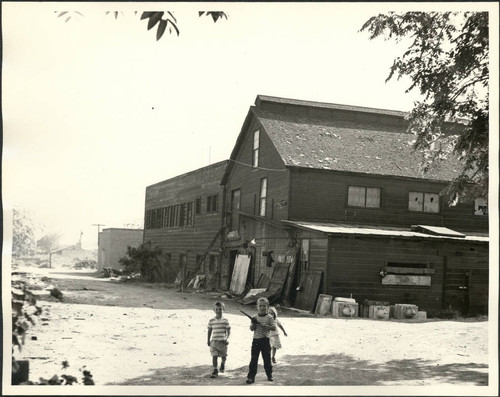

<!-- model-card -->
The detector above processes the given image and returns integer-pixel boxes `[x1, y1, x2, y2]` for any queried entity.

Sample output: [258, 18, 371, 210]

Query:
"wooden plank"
[282, 246, 299, 306]
[383, 267, 435, 275]
[294, 270, 323, 311]
[381, 275, 431, 286]
[229, 255, 251, 295]
[256, 273, 270, 289]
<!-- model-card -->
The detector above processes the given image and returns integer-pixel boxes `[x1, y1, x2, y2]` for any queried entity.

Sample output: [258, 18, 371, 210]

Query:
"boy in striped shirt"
[207, 301, 231, 378]
[245, 297, 277, 384]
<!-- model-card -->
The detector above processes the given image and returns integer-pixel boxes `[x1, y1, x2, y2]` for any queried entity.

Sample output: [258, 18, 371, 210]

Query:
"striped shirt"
[252, 313, 276, 339]
[207, 317, 230, 341]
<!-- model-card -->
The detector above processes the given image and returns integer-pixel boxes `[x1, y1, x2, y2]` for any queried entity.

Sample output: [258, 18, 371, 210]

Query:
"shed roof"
[282, 220, 488, 242]
[253, 106, 462, 181]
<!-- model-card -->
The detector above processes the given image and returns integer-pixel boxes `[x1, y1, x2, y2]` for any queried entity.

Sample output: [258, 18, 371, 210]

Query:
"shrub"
[119, 242, 165, 282]
[73, 259, 97, 269]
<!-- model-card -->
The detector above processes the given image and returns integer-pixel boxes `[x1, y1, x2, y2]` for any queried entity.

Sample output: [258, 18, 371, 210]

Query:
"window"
[259, 177, 267, 216]
[348, 186, 381, 208]
[209, 254, 218, 272]
[207, 194, 218, 213]
[409, 192, 439, 213]
[252, 130, 260, 167]
[145, 202, 194, 230]
[231, 189, 241, 230]
[195, 197, 201, 215]
[474, 198, 488, 216]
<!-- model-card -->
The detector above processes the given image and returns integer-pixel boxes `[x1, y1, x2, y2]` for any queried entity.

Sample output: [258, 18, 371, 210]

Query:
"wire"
[227, 158, 287, 172]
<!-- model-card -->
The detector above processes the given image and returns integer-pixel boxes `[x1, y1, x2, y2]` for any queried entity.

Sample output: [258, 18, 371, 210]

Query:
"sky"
[2, 2, 498, 249]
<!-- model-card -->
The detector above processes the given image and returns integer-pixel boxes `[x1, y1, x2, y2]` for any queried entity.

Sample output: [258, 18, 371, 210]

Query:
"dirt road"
[12, 267, 491, 391]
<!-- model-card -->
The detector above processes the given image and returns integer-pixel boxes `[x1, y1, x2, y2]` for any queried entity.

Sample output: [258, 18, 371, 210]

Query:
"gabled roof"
[254, 109, 462, 182]
[222, 95, 464, 184]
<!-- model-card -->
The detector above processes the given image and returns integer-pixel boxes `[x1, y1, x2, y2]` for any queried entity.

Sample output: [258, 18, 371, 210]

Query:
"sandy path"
[12, 268, 490, 389]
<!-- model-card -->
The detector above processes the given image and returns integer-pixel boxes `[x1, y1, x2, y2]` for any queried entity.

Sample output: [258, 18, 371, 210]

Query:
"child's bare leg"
[272, 347, 276, 359]
[212, 356, 218, 369]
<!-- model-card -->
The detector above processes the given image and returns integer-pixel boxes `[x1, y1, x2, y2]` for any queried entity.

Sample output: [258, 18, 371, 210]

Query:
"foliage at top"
[361, 12, 489, 202]
[56, 10, 228, 41]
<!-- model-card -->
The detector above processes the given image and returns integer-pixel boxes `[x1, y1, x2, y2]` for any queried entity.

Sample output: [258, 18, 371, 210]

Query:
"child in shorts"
[207, 301, 231, 378]
[268, 306, 287, 363]
[245, 297, 277, 384]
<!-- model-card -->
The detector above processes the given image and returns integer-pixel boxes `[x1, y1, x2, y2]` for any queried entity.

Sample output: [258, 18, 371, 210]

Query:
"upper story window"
[348, 186, 381, 208]
[207, 194, 218, 214]
[474, 198, 488, 216]
[145, 201, 195, 230]
[409, 192, 439, 213]
[259, 177, 267, 216]
[252, 130, 260, 167]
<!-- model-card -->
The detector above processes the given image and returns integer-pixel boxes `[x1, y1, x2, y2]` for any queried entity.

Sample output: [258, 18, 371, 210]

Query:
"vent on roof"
[411, 225, 466, 238]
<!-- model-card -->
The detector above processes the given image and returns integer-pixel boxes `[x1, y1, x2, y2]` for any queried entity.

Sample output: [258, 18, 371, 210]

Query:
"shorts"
[210, 340, 228, 357]
[270, 335, 281, 349]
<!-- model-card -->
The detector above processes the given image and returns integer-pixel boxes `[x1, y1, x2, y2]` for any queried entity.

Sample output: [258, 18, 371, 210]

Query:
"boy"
[207, 301, 231, 378]
[245, 297, 277, 384]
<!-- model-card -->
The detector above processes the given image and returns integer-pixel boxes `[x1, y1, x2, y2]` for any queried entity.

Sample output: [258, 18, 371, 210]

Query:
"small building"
[97, 228, 144, 271]
[143, 161, 228, 288]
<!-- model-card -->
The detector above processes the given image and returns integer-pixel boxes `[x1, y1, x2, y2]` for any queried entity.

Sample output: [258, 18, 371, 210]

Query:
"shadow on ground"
[109, 353, 488, 386]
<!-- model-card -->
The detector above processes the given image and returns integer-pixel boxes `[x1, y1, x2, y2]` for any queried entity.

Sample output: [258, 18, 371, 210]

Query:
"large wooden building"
[144, 95, 489, 315]
[220, 95, 489, 316]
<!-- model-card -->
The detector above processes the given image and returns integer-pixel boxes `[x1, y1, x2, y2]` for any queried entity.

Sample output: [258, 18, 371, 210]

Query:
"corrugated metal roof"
[410, 225, 466, 238]
[253, 107, 462, 181]
[282, 220, 488, 242]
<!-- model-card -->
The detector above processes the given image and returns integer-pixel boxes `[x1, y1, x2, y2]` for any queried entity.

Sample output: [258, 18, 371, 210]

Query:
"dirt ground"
[8, 266, 492, 393]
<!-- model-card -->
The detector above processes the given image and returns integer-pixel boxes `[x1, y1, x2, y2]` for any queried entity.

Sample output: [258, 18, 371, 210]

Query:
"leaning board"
[229, 255, 251, 295]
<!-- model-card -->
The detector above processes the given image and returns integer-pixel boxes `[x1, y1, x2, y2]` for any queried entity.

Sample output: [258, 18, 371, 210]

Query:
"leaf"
[140, 12, 155, 20]
[147, 12, 164, 30]
[167, 11, 177, 23]
[157, 20, 167, 41]
[58, 11, 68, 17]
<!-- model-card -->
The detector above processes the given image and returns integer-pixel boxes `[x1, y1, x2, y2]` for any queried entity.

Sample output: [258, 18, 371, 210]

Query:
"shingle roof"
[253, 107, 462, 181]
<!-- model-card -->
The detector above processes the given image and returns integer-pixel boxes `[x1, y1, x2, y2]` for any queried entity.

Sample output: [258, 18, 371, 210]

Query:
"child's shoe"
[210, 369, 218, 378]
[272, 357, 277, 364]
[245, 378, 254, 384]
[220, 363, 225, 373]
[267, 376, 274, 381]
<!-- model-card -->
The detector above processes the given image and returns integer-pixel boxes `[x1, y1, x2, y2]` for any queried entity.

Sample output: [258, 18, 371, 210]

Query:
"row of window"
[146, 194, 219, 230]
[145, 202, 194, 229]
[348, 185, 487, 215]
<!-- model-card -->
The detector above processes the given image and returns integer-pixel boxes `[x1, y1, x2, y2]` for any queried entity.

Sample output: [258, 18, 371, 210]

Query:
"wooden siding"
[144, 162, 226, 276]
[308, 238, 328, 294]
[326, 235, 488, 315]
[224, 116, 290, 226]
[437, 242, 489, 314]
[289, 168, 488, 233]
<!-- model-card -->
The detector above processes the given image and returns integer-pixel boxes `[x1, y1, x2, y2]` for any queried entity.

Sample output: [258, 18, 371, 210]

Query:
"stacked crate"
[393, 303, 419, 319]
[331, 297, 358, 318]
[360, 300, 390, 320]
